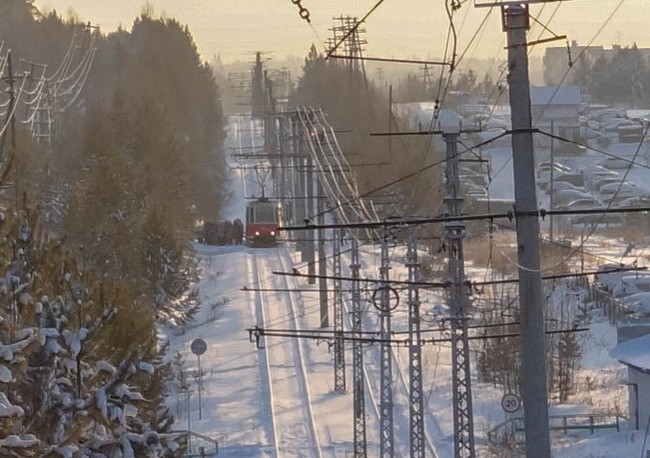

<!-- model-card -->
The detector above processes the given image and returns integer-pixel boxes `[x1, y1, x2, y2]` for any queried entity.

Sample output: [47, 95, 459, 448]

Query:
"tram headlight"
[255, 231, 260, 236]
[271, 231, 275, 236]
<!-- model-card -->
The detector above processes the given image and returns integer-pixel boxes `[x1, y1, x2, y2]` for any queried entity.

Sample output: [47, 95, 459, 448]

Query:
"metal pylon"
[333, 226, 346, 391]
[444, 133, 476, 458]
[379, 228, 394, 458]
[350, 237, 367, 457]
[407, 226, 425, 458]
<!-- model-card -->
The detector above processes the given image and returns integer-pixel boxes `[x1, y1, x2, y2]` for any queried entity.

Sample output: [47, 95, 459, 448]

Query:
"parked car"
[599, 182, 643, 200]
[582, 164, 620, 180]
[536, 161, 571, 177]
[591, 177, 624, 191]
[553, 189, 593, 205]
[553, 173, 585, 187]
[549, 181, 588, 193]
[570, 213, 624, 227]
[553, 196, 599, 210]
[596, 157, 633, 170]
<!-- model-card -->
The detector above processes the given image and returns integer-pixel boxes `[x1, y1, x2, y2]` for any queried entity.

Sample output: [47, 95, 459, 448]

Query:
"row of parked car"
[537, 159, 650, 226]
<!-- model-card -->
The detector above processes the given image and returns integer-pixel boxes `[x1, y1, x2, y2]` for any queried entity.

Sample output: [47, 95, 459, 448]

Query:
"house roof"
[610, 333, 650, 371]
[415, 105, 470, 132]
[530, 86, 581, 106]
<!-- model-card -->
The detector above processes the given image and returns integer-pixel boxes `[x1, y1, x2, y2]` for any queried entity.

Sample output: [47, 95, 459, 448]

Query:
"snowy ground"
[161, 116, 650, 457]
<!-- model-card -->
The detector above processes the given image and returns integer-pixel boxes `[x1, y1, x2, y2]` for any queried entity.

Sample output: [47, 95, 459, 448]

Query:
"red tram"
[245, 198, 281, 247]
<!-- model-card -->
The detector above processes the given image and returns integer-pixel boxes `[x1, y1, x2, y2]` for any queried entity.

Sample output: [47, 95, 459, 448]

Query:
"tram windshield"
[250, 202, 277, 223]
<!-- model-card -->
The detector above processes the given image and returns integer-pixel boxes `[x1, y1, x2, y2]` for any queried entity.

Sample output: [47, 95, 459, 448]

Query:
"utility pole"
[251, 52, 265, 118]
[278, 115, 288, 222]
[388, 85, 393, 157]
[306, 144, 316, 284]
[504, 5, 551, 457]
[317, 178, 329, 327]
[333, 224, 345, 391]
[407, 226, 425, 458]
[350, 236, 367, 457]
[292, 114, 305, 252]
[378, 227, 394, 458]
[2, 52, 16, 153]
[550, 120, 555, 241]
[265, 113, 278, 199]
[444, 132, 475, 458]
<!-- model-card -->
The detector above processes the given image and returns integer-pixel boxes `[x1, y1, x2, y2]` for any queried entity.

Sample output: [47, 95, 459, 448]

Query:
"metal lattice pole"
[444, 132, 476, 458]
[407, 226, 425, 458]
[379, 228, 394, 458]
[333, 225, 346, 391]
[350, 236, 367, 457]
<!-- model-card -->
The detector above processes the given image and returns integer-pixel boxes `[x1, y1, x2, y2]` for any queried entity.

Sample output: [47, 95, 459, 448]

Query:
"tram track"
[252, 249, 325, 458]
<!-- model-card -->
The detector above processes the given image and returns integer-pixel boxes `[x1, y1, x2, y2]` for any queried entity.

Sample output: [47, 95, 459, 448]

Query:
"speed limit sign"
[501, 393, 521, 414]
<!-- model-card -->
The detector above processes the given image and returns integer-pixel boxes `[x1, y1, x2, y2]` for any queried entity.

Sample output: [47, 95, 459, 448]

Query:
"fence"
[171, 430, 219, 457]
[590, 284, 624, 324]
[487, 412, 626, 445]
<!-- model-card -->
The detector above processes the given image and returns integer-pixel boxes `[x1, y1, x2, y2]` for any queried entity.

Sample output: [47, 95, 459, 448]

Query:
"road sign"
[191, 338, 207, 356]
[371, 286, 400, 312]
[501, 393, 521, 414]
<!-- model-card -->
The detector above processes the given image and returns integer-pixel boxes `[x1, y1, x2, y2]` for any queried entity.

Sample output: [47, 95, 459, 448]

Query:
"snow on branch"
[0, 392, 24, 417]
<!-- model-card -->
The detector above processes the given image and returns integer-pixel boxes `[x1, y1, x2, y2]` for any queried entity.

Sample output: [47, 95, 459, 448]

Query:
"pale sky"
[34, 0, 650, 64]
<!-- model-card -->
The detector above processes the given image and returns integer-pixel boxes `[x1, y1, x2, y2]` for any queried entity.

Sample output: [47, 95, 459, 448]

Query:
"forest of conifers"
[0, 1, 225, 455]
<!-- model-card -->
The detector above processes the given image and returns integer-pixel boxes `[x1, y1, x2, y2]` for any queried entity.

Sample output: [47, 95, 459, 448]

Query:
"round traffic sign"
[501, 393, 521, 414]
[371, 286, 400, 313]
[191, 338, 207, 356]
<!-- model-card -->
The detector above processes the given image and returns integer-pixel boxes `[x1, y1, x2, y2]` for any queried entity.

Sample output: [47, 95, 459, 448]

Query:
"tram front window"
[254, 205, 276, 223]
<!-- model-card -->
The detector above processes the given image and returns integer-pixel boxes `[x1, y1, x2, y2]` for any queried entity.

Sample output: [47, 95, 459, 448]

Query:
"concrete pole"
[306, 153, 316, 284]
[505, 6, 551, 457]
[550, 120, 555, 242]
[318, 179, 328, 327]
[293, 115, 306, 254]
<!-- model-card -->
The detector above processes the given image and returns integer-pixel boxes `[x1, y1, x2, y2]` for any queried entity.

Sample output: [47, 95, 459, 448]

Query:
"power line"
[281, 205, 650, 232]
[325, 0, 385, 59]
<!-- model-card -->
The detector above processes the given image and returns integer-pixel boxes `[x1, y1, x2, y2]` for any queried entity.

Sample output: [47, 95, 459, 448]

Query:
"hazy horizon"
[34, 0, 650, 66]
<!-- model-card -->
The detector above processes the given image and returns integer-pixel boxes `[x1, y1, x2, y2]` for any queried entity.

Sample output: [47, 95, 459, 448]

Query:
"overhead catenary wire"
[306, 129, 511, 221]
[250, 326, 588, 346]
[325, 0, 385, 59]
[505, 123, 650, 274]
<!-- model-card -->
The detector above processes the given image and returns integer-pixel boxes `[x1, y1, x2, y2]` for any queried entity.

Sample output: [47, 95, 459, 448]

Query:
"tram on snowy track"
[245, 198, 282, 247]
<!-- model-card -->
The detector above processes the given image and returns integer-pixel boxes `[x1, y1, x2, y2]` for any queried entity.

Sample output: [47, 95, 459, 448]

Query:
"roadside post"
[191, 338, 208, 420]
